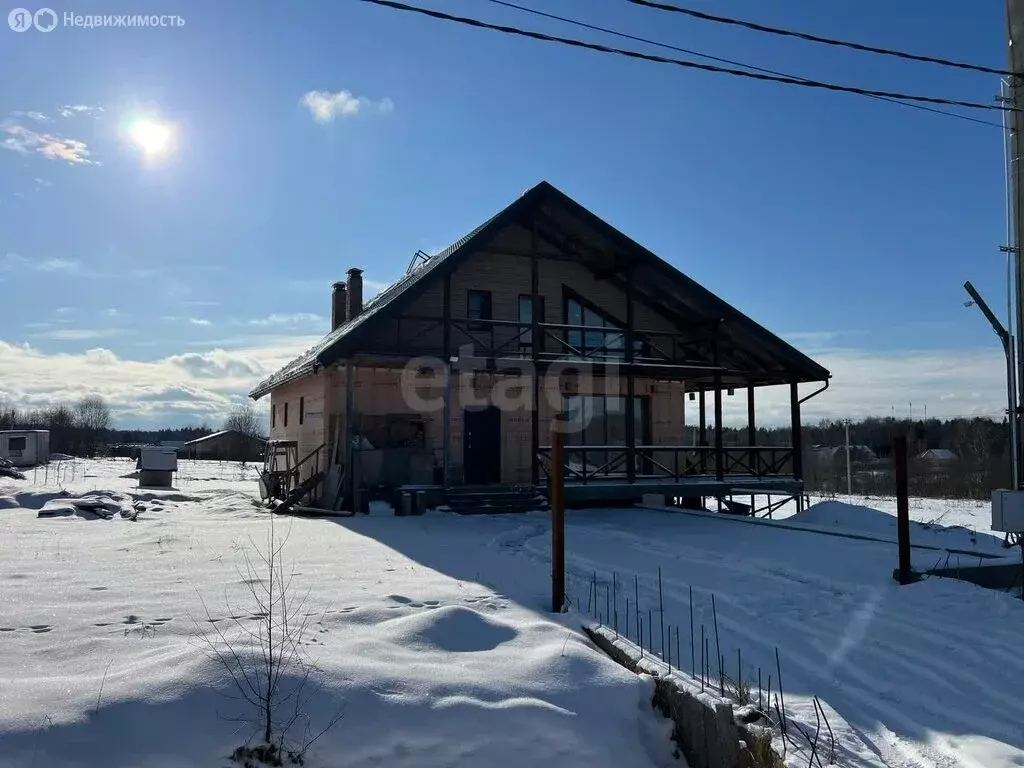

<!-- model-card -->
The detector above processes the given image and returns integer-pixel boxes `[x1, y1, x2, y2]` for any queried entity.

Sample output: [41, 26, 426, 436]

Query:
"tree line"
[691, 415, 1012, 500]
[1, 399, 264, 458]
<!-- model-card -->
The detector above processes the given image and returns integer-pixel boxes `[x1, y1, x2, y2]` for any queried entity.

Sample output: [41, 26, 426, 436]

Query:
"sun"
[128, 118, 172, 156]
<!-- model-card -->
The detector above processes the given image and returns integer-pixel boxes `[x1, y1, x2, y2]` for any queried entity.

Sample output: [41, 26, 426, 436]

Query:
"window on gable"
[467, 290, 492, 330]
[518, 295, 545, 352]
[284, 402, 289, 428]
[565, 294, 643, 360]
[299, 396, 305, 425]
[271, 404, 276, 429]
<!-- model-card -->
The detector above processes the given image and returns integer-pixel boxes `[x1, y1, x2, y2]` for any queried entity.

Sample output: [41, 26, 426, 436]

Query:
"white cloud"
[247, 313, 324, 327]
[37, 258, 81, 273]
[0, 254, 82, 273]
[13, 111, 50, 122]
[58, 104, 104, 118]
[55, 306, 75, 315]
[0, 338, 318, 428]
[0, 317, 1010, 431]
[32, 329, 121, 341]
[161, 316, 213, 327]
[1, 121, 95, 165]
[706, 346, 1010, 427]
[300, 90, 394, 123]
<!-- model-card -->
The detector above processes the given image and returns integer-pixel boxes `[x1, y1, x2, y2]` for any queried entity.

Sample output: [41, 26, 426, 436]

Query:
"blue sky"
[0, 0, 1014, 427]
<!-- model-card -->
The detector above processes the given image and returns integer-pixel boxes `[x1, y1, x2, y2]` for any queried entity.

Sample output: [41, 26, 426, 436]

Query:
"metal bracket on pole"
[964, 281, 1018, 489]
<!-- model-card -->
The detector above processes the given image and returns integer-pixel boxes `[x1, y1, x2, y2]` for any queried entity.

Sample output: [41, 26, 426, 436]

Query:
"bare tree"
[74, 396, 111, 456]
[75, 395, 112, 431]
[194, 518, 343, 766]
[224, 404, 263, 439]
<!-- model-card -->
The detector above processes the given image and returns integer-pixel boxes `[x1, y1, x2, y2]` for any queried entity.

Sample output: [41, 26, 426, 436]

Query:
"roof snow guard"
[249, 181, 829, 400]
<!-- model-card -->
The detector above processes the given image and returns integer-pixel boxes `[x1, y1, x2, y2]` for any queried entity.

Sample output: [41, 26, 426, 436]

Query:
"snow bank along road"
[0, 463, 1021, 767]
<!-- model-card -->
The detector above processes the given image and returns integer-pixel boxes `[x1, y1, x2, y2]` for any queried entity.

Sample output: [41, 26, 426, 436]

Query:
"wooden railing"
[537, 444, 795, 484]
[376, 314, 712, 367]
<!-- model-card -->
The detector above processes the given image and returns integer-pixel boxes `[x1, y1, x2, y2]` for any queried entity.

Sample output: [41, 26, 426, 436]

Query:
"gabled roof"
[919, 448, 957, 461]
[250, 181, 829, 399]
[184, 429, 264, 446]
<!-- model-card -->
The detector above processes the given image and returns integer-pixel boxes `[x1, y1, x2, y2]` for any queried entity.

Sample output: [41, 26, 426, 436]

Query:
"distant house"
[183, 430, 265, 462]
[918, 448, 957, 464]
[807, 444, 877, 467]
[831, 445, 878, 463]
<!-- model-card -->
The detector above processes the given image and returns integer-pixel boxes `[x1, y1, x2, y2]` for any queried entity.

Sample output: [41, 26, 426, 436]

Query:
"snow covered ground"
[14, 456, 262, 496]
[0, 461, 674, 768]
[743, 491, 995, 535]
[805, 493, 994, 534]
[1, 459, 1022, 767]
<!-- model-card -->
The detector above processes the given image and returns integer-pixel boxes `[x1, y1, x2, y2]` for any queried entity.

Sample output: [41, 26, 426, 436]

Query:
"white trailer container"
[0, 430, 50, 467]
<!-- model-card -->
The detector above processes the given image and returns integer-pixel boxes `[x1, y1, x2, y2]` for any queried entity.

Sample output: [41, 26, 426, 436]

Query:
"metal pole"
[530, 220, 541, 488]
[443, 360, 452, 488]
[551, 413, 565, 613]
[894, 435, 912, 585]
[1005, 77, 1020, 490]
[443, 273, 452, 488]
[747, 383, 756, 475]
[966, 280, 1017, 489]
[845, 418, 852, 496]
[1008, 0, 1024, 486]
[625, 264, 636, 484]
[344, 361, 356, 509]
[698, 389, 707, 474]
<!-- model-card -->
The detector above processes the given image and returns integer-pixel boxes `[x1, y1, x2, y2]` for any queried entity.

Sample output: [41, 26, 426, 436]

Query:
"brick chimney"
[346, 268, 363, 319]
[331, 281, 348, 330]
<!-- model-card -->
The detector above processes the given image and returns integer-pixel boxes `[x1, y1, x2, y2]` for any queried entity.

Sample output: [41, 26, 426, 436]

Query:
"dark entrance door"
[463, 406, 501, 485]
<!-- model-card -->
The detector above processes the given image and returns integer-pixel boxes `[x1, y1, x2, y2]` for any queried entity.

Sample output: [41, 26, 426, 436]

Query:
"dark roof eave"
[248, 360, 317, 400]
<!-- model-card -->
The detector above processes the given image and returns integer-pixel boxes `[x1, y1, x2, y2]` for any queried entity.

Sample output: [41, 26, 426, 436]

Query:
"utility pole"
[1008, 0, 1024, 487]
[845, 418, 853, 497]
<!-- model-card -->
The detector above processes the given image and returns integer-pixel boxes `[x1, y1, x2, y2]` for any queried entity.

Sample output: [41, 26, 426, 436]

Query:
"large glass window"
[563, 395, 650, 477]
[565, 296, 639, 360]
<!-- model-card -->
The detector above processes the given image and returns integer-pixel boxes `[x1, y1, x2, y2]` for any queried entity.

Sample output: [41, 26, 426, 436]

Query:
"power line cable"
[626, 0, 1013, 78]
[483, 0, 1003, 129]
[360, 0, 1014, 114]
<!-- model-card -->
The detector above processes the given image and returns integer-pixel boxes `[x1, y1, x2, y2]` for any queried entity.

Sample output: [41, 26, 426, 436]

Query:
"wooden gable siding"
[353, 220, 679, 358]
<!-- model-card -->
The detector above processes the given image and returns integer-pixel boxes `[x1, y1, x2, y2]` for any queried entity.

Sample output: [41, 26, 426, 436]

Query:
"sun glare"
[129, 118, 172, 156]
